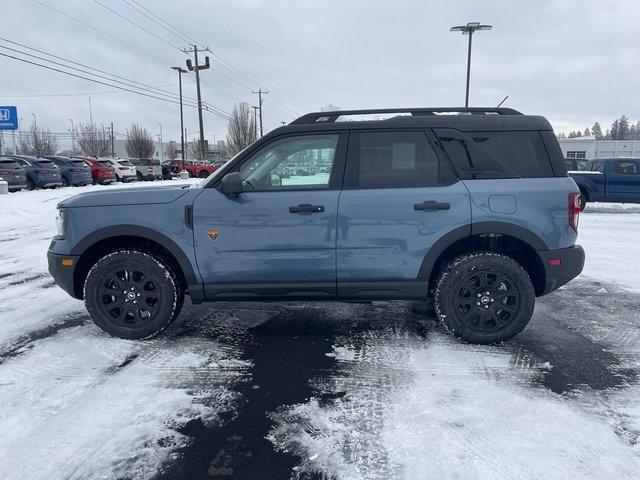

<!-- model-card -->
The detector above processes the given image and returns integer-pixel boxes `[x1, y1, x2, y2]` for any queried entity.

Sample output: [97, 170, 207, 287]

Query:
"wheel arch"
[419, 222, 547, 296]
[71, 226, 200, 299]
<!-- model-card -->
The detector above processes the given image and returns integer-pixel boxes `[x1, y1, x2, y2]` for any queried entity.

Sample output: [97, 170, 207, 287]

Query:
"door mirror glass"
[221, 171, 243, 196]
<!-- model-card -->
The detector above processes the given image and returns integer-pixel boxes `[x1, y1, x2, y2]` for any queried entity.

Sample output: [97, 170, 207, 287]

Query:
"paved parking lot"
[0, 184, 639, 479]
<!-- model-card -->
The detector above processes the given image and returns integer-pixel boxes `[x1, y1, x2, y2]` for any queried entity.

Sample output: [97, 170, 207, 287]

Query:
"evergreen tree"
[618, 115, 630, 140]
[609, 119, 620, 140]
[604, 129, 611, 140]
[591, 122, 603, 140]
[629, 124, 637, 141]
[583, 127, 591, 136]
[575, 130, 582, 137]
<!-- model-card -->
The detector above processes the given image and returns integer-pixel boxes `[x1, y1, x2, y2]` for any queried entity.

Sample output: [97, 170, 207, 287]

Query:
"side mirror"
[270, 172, 282, 187]
[221, 171, 243, 196]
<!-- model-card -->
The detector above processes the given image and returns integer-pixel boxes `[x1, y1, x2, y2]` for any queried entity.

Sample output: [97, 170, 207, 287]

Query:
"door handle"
[289, 204, 325, 213]
[414, 201, 451, 211]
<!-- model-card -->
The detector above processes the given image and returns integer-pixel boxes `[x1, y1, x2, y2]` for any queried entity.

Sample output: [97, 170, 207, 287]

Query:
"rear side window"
[435, 129, 554, 179]
[612, 160, 640, 175]
[349, 130, 456, 188]
[98, 160, 112, 167]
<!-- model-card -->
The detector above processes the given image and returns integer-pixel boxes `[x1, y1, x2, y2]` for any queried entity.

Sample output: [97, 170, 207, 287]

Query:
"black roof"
[277, 107, 552, 134]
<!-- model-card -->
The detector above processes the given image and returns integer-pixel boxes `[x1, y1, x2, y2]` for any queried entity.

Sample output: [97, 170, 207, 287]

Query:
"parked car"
[129, 158, 162, 181]
[565, 158, 589, 171]
[74, 156, 117, 185]
[569, 157, 640, 210]
[44, 156, 92, 187]
[48, 107, 584, 345]
[172, 159, 219, 179]
[6, 155, 63, 190]
[98, 158, 137, 182]
[0, 157, 28, 191]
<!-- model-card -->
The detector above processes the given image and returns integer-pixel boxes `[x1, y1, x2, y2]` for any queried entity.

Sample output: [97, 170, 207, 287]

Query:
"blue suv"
[48, 108, 585, 344]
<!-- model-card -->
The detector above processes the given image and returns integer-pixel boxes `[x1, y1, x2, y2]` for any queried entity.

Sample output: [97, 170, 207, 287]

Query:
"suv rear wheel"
[434, 252, 535, 344]
[84, 250, 183, 339]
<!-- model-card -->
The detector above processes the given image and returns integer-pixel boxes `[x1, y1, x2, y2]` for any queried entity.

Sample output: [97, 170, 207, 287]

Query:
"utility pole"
[185, 45, 210, 161]
[171, 66, 187, 161]
[110, 122, 115, 157]
[252, 106, 259, 139]
[88, 97, 93, 125]
[281, 121, 286, 126]
[252, 89, 269, 137]
[450, 22, 492, 107]
[158, 124, 164, 162]
[69, 118, 75, 155]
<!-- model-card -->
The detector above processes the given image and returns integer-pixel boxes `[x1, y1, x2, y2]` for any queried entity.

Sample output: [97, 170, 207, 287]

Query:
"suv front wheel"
[84, 250, 183, 339]
[434, 252, 535, 344]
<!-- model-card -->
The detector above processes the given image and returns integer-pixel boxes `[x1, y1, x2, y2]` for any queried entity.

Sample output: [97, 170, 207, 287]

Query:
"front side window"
[612, 160, 639, 175]
[239, 134, 338, 190]
[353, 131, 455, 188]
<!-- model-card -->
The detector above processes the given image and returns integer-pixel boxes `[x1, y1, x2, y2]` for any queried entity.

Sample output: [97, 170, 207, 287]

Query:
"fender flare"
[417, 221, 547, 279]
[71, 225, 200, 284]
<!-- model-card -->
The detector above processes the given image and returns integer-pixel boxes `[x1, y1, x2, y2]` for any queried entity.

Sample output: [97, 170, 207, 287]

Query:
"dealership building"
[559, 137, 640, 160]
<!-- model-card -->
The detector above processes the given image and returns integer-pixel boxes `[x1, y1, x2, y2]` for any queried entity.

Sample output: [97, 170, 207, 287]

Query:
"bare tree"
[125, 123, 154, 158]
[225, 102, 256, 156]
[76, 123, 111, 158]
[17, 122, 59, 156]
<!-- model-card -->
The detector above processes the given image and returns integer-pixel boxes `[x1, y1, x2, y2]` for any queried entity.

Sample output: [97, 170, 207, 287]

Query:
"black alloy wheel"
[84, 250, 183, 339]
[434, 252, 535, 344]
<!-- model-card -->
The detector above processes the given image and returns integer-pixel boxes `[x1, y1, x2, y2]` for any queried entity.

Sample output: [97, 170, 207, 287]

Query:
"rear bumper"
[47, 251, 81, 299]
[538, 245, 585, 295]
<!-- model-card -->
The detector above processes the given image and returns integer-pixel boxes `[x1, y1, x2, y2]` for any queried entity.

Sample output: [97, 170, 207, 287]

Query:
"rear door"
[336, 129, 470, 298]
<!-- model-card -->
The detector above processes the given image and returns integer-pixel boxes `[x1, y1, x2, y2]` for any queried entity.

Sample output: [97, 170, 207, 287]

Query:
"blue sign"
[0, 106, 18, 130]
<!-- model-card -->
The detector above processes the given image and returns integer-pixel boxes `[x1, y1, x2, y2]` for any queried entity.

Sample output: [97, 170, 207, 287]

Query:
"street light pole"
[171, 66, 187, 162]
[450, 22, 493, 107]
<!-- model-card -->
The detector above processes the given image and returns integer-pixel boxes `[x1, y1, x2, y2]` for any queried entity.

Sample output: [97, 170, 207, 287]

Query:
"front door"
[192, 132, 347, 299]
[336, 129, 471, 298]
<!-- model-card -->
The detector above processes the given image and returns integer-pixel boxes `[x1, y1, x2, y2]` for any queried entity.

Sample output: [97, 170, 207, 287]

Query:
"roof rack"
[290, 107, 523, 125]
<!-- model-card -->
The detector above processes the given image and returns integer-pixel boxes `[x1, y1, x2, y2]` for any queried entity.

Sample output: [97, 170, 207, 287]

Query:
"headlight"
[56, 208, 66, 238]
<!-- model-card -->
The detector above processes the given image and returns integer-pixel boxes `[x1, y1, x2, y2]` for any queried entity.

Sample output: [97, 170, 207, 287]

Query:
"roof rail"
[290, 107, 523, 125]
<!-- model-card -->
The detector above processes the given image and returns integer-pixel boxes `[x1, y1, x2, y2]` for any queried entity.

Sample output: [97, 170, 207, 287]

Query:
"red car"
[73, 156, 117, 185]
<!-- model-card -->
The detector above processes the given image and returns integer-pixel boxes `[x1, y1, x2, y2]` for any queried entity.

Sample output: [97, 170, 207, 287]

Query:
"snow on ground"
[579, 208, 640, 292]
[1, 184, 640, 479]
[268, 206, 640, 479]
[0, 180, 252, 480]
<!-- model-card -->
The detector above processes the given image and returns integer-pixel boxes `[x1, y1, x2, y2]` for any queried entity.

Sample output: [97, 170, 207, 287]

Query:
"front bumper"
[538, 245, 585, 295]
[48, 251, 81, 299]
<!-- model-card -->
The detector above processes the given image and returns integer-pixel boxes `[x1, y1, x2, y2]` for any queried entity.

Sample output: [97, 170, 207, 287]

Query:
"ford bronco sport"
[48, 107, 585, 344]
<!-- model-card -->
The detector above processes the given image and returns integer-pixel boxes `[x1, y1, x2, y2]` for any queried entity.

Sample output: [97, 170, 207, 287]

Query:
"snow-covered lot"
[1, 184, 639, 479]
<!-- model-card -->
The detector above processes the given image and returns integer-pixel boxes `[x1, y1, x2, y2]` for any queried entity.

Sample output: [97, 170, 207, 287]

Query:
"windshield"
[118, 160, 133, 166]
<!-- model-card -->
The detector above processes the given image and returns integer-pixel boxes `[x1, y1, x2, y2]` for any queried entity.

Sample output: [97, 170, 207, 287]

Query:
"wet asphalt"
[144, 279, 639, 480]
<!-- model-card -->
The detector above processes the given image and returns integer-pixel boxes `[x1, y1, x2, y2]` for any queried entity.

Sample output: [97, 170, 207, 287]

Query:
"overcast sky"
[1, 0, 638, 150]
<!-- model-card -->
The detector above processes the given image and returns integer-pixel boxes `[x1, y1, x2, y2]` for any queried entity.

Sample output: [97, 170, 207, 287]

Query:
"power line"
[31, 0, 172, 66]
[0, 51, 230, 119]
[121, 0, 197, 46]
[0, 37, 197, 105]
[91, 0, 184, 51]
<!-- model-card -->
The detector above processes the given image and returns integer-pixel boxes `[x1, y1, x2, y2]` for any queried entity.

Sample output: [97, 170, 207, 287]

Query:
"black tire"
[434, 252, 535, 344]
[84, 250, 184, 339]
[26, 177, 36, 191]
[136, 172, 144, 182]
[62, 176, 70, 187]
[198, 170, 209, 178]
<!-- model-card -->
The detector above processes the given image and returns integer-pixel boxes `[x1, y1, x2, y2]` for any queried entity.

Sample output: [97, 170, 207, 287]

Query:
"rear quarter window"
[435, 129, 555, 179]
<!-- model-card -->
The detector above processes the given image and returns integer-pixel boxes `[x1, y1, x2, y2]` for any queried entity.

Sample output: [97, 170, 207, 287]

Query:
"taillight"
[0, 170, 9, 175]
[569, 192, 580, 232]
[147, 166, 153, 172]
